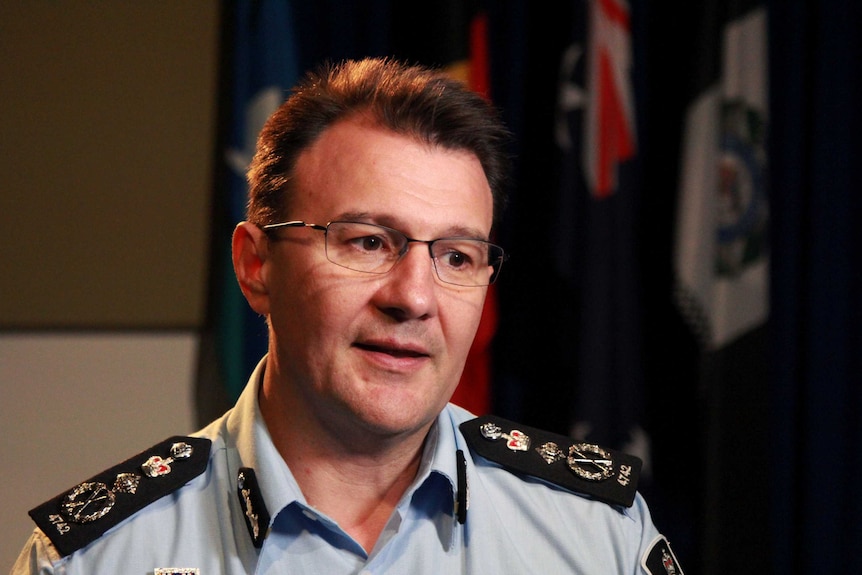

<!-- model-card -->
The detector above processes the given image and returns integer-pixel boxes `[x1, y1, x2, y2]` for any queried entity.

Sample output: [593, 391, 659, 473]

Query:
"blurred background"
[2, 1, 860, 573]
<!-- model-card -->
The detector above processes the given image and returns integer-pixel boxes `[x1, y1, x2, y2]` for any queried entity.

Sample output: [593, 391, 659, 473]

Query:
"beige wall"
[0, 3, 220, 569]
[0, 333, 199, 569]
[0, 3, 220, 328]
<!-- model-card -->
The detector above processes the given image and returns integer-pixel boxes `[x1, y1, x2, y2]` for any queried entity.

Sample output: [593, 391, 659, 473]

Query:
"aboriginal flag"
[390, 1, 497, 416]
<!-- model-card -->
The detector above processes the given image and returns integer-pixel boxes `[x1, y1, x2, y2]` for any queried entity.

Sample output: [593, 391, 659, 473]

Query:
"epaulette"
[461, 415, 642, 508]
[28, 436, 211, 557]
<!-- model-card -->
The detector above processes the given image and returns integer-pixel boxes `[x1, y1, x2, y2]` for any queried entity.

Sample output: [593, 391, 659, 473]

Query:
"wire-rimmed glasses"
[261, 220, 507, 287]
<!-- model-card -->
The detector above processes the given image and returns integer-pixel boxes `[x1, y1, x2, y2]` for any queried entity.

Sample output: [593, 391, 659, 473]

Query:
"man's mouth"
[354, 342, 429, 358]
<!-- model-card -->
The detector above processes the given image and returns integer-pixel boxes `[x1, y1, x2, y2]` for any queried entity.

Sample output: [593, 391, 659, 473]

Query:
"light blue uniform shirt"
[14, 359, 672, 574]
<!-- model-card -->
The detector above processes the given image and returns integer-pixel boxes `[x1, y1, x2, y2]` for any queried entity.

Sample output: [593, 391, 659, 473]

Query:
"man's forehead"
[329, 210, 491, 241]
[290, 120, 493, 235]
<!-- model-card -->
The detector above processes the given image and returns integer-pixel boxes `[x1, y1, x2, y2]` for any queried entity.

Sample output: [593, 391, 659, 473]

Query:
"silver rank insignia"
[237, 467, 270, 548]
[461, 415, 643, 508]
[479, 422, 531, 451]
[60, 470, 143, 524]
[61, 482, 116, 524]
[28, 436, 211, 558]
[536, 442, 566, 464]
[142, 442, 194, 478]
[537, 442, 616, 481]
[113, 472, 141, 494]
[60, 441, 196, 525]
[567, 443, 614, 481]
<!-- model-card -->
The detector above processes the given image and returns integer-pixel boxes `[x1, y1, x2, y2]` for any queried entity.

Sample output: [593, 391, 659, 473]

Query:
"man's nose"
[372, 243, 438, 320]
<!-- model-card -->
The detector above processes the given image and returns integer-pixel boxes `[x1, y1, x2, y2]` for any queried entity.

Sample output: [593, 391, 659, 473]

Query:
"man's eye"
[442, 250, 472, 269]
[352, 235, 384, 251]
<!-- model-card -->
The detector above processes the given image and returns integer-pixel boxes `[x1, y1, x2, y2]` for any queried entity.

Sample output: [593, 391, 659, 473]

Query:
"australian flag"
[554, 0, 648, 468]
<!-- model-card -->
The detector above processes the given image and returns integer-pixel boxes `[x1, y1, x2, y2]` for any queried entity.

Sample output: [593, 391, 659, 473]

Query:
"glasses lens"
[324, 221, 505, 286]
[431, 239, 504, 286]
[324, 222, 406, 273]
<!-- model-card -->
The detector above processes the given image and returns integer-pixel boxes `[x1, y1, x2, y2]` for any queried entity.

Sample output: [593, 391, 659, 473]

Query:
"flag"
[444, 7, 497, 417]
[196, 0, 299, 423]
[390, 2, 497, 416]
[673, 3, 769, 350]
[582, 0, 637, 199]
[555, 0, 648, 464]
[671, 2, 770, 569]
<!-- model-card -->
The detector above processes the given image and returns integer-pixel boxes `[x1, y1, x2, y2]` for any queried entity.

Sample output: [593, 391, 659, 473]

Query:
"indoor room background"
[2, 2, 860, 573]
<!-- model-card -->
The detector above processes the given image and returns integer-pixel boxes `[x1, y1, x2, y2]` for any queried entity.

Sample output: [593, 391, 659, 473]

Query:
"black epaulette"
[461, 415, 642, 508]
[28, 436, 211, 557]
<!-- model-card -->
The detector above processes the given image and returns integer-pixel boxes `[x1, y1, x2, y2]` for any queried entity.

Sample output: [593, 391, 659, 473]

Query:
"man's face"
[261, 118, 493, 439]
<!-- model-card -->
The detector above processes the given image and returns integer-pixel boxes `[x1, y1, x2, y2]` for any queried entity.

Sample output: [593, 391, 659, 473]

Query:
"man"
[13, 58, 683, 574]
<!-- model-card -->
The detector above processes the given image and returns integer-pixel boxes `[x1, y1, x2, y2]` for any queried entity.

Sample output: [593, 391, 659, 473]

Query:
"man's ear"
[232, 221, 271, 315]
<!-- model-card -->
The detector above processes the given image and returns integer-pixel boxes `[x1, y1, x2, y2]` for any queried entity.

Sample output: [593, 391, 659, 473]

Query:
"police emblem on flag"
[716, 100, 768, 277]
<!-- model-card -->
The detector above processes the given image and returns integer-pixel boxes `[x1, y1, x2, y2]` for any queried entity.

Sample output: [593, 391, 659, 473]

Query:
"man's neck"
[258, 374, 431, 552]
[294, 448, 423, 552]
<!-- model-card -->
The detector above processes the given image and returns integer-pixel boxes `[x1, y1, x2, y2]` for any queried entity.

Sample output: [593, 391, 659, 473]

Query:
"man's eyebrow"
[439, 225, 490, 241]
[331, 211, 489, 241]
[332, 211, 374, 223]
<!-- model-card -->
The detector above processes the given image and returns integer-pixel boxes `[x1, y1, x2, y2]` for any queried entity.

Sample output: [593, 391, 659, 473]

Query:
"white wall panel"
[0, 333, 198, 569]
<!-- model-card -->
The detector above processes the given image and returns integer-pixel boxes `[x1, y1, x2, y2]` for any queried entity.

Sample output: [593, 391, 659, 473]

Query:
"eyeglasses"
[261, 220, 507, 287]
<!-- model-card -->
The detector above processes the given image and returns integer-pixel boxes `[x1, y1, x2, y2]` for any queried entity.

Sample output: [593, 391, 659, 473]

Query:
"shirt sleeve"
[10, 529, 63, 575]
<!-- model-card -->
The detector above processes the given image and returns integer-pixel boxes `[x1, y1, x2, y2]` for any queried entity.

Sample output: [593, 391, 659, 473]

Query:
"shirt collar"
[422, 409, 461, 498]
[225, 356, 466, 550]
[226, 356, 306, 524]
[405, 408, 464, 551]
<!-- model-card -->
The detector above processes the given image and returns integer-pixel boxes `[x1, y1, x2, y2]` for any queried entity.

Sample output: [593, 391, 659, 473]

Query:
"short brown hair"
[246, 57, 511, 229]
